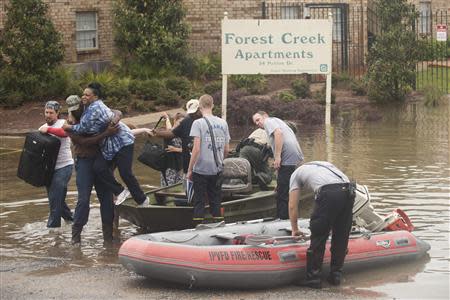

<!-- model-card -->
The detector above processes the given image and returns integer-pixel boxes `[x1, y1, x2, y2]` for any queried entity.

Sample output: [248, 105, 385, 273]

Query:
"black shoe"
[71, 225, 82, 245]
[296, 278, 322, 289]
[327, 273, 341, 286]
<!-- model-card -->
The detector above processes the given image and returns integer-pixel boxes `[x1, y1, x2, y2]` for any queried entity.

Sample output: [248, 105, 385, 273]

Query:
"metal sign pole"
[221, 12, 229, 121]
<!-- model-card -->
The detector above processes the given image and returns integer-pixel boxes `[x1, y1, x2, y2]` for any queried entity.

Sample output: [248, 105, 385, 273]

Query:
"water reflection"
[0, 101, 449, 298]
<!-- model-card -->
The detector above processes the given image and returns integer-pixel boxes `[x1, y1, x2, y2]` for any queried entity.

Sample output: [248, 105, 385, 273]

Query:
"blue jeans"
[73, 157, 114, 228]
[46, 164, 73, 228]
[93, 144, 146, 204]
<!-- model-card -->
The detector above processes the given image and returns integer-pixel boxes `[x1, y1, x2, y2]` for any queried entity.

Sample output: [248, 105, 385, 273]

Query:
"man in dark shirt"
[151, 99, 202, 174]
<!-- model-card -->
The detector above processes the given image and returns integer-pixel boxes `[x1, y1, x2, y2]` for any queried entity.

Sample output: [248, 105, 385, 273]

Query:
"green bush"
[421, 85, 445, 107]
[129, 79, 164, 101]
[165, 76, 191, 99]
[131, 99, 156, 112]
[366, 0, 419, 103]
[230, 74, 267, 94]
[46, 66, 80, 99]
[417, 38, 450, 61]
[0, 91, 25, 108]
[204, 81, 222, 95]
[113, 0, 190, 75]
[0, 0, 64, 102]
[351, 79, 367, 96]
[332, 73, 352, 89]
[278, 90, 297, 103]
[155, 89, 180, 106]
[291, 79, 311, 98]
[79, 70, 117, 92]
[104, 80, 131, 104]
[313, 86, 336, 105]
[194, 53, 222, 81]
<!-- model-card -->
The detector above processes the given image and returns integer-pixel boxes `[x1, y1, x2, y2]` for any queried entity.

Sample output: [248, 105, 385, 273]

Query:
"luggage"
[17, 131, 61, 187]
[137, 141, 167, 171]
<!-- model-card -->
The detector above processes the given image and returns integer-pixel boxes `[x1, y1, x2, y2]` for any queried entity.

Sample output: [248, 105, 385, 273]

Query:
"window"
[419, 2, 432, 35]
[76, 12, 98, 50]
[280, 6, 300, 19]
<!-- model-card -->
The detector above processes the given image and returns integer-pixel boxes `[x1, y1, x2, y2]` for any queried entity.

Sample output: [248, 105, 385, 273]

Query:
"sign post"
[221, 13, 333, 157]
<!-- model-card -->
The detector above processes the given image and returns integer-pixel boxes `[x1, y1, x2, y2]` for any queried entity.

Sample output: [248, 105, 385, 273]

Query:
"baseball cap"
[186, 99, 199, 114]
[45, 101, 60, 112]
[66, 95, 81, 113]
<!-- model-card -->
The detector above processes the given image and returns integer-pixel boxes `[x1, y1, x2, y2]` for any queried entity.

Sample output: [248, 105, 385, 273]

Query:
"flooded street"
[1, 101, 449, 299]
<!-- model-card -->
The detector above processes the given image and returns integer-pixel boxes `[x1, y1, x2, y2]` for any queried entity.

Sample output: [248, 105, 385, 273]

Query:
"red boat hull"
[119, 220, 430, 288]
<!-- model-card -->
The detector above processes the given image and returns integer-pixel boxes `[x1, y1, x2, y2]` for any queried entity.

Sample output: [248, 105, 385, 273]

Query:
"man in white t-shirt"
[187, 94, 230, 225]
[39, 101, 74, 228]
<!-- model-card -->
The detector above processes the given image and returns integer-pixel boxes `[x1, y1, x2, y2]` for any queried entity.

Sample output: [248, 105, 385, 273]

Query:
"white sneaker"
[115, 189, 130, 206]
[138, 196, 150, 208]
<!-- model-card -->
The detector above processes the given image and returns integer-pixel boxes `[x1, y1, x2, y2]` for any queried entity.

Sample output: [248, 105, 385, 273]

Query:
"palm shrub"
[0, 0, 64, 101]
[366, 0, 419, 103]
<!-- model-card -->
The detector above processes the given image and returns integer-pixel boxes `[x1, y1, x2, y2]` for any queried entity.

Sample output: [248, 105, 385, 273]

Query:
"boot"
[102, 223, 113, 245]
[71, 225, 82, 246]
[327, 271, 342, 286]
[298, 249, 322, 289]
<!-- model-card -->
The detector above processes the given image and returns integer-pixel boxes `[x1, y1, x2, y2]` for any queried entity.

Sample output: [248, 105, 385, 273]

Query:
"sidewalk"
[122, 108, 185, 128]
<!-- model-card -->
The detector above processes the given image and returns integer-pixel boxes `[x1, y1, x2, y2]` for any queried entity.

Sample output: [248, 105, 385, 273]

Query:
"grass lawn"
[416, 66, 450, 93]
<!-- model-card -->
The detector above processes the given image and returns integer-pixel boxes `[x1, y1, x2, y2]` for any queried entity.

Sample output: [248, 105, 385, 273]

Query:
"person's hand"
[166, 145, 181, 153]
[291, 228, 305, 238]
[161, 112, 169, 119]
[142, 128, 153, 136]
[148, 129, 156, 137]
[186, 170, 193, 181]
[62, 122, 71, 131]
[273, 157, 281, 170]
[39, 125, 48, 133]
[105, 123, 120, 136]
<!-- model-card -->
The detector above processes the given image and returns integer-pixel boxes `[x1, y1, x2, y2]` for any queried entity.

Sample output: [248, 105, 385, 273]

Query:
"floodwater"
[0, 100, 449, 299]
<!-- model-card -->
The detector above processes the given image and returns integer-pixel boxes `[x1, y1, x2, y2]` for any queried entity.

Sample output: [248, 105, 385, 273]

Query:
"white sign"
[436, 24, 447, 42]
[221, 19, 332, 75]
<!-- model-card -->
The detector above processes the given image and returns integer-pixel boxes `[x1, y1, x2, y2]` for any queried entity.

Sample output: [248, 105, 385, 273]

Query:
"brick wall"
[0, 0, 448, 65]
[0, 0, 113, 64]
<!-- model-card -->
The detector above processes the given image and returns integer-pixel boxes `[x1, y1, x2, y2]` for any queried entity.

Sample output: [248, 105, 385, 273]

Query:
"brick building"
[1, 0, 448, 71]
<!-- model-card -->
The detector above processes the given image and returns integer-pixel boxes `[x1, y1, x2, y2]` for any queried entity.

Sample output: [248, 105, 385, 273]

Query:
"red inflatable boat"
[119, 218, 430, 288]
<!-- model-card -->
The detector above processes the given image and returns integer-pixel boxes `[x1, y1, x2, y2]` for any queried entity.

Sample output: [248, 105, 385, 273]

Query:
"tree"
[366, 0, 419, 103]
[113, 0, 190, 77]
[0, 0, 64, 101]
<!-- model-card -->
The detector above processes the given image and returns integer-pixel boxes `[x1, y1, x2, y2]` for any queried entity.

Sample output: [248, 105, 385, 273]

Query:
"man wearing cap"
[38, 101, 74, 228]
[41, 96, 119, 244]
[151, 99, 202, 175]
[252, 111, 304, 219]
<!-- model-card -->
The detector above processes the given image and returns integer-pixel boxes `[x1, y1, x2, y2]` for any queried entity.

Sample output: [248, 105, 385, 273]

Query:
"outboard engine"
[352, 184, 414, 232]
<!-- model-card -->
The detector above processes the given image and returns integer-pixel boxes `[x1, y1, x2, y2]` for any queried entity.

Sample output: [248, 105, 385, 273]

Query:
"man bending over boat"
[288, 161, 356, 289]
[187, 94, 230, 225]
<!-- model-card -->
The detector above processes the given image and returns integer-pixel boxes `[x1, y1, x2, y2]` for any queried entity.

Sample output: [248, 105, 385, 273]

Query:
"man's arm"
[289, 189, 300, 236]
[273, 128, 283, 170]
[223, 143, 230, 159]
[70, 124, 119, 145]
[187, 136, 201, 180]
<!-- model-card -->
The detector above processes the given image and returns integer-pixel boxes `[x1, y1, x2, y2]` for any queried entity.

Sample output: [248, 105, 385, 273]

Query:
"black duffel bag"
[137, 141, 167, 172]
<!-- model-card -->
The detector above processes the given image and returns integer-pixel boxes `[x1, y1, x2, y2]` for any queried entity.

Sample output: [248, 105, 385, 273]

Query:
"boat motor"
[352, 185, 414, 232]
